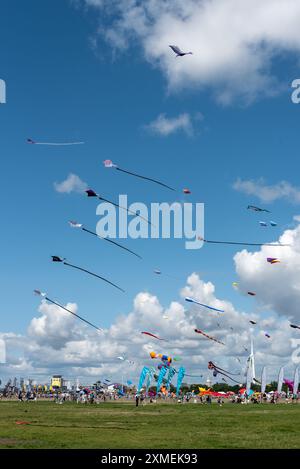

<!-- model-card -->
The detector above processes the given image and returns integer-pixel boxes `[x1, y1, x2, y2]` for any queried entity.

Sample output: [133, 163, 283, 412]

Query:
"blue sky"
[1, 0, 300, 382]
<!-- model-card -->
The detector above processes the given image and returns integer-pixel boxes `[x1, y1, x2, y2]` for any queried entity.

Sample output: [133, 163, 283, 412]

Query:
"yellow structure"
[51, 375, 63, 389]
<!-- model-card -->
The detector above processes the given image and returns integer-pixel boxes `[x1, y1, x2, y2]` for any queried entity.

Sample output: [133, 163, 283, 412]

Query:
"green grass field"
[0, 401, 299, 449]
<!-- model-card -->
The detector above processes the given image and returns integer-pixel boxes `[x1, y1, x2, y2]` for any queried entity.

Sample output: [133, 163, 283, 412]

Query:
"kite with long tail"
[85, 189, 151, 225]
[68, 221, 141, 259]
[247, 205, 271, 213]
[194, 329, 225, 345]
[141, 331, 168, 341]
[185, 297, 224, 313]
[208, 361, 241, 384]
[51, 256, 125, 292]
[198, 237, 289, 247]
[103, 160, 175, 192]
[33, 290, 102, 331]
[27, 138, 84, 146]
[290, 324, 300, 330]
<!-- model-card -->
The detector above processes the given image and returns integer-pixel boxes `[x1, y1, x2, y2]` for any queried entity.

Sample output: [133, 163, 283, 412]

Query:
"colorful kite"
[68, 220, 141, 259]
[103, 160, 175, 191]
[27, 138, 84, 145]
[141, 331, 168, 341]
[185, 296, 224, 313]
[33, 289, 102, 331]
[51, 256, 125, 292]
[194, 328, 225, 345]
[267, 257, 280, 264]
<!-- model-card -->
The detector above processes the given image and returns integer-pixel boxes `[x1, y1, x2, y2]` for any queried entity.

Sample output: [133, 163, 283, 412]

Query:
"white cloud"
[54, 173, 87, 194]
[1, 270, 298, 384]
[79, 0, 300, 104]
[233, 178, 300, 204]
[145, 113, 195, 136]
[234, 223, 300, 322]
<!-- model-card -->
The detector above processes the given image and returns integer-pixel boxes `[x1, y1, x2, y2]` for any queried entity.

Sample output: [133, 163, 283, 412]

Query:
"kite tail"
[45, 297, 102, 331]
[137, 367, 150, 394]
[82, 227, 142, 259]
[176, 367, 186, 397]
[165, 367, 177, 390]
[116, 167, 176, 192]
[98, 196, 152, 226]
[63, 262, 125, 292]
[145, 367, 155, 395]
[156, 367, 168, 394]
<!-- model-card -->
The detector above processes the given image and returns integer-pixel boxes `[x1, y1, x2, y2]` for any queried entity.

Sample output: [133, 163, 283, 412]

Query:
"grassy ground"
[0, 401, 299, 449]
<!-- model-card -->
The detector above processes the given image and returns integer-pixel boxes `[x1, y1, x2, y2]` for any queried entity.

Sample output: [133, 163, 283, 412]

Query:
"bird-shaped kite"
[33, 290, 102, 331]
[68, 220, 141, 259]
[103, 160, 175, 191]
[27, 138, 84, 145]
[85, 188, 151, 225]
[169, 45, 193, 57]
[51, 256, 124, 292]
[247, 205, 271, 213]
[199, 237, 288, 247]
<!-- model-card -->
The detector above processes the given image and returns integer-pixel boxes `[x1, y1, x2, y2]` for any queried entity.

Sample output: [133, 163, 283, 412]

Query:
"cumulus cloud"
[54, 173, 87, 194]
[233, 178, 300, 204]
[78, 0, 300, 104]
[145, 113, 195, 136]
[234, 223, 300, 322]
[1, 270, 298, 384]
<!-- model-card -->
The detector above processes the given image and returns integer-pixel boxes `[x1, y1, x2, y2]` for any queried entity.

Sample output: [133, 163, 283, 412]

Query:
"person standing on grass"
[135, 393, 140, 407]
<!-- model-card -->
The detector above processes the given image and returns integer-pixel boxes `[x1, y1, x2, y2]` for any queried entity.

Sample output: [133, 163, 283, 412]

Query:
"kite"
[290, 324, 300, 330]
[27, 138, 84, 145]
[103, 160, 175, 191]
[249, 320, 257, 325]
[208, 361, 241, 384]
[141, 331, 168, 341]
[194, 328, 225, 345]
[232, 282, 256, 296]
[185, 296, 224, 313]
[267, 257, 280, 264]
[259, 221, 268, 227]
[85, 188, 151, 225]
[270, 221, 277, 227]
[68, 220, 141, 259]
[264, 332, 271, 338]
[247, 205, 271, 213]
[51, 256, 125, 292]
[33, 289, 102, 331]
[169, 45, 193, 57]
[183, 188, 191, 194]
[199, 237, 289, 247]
